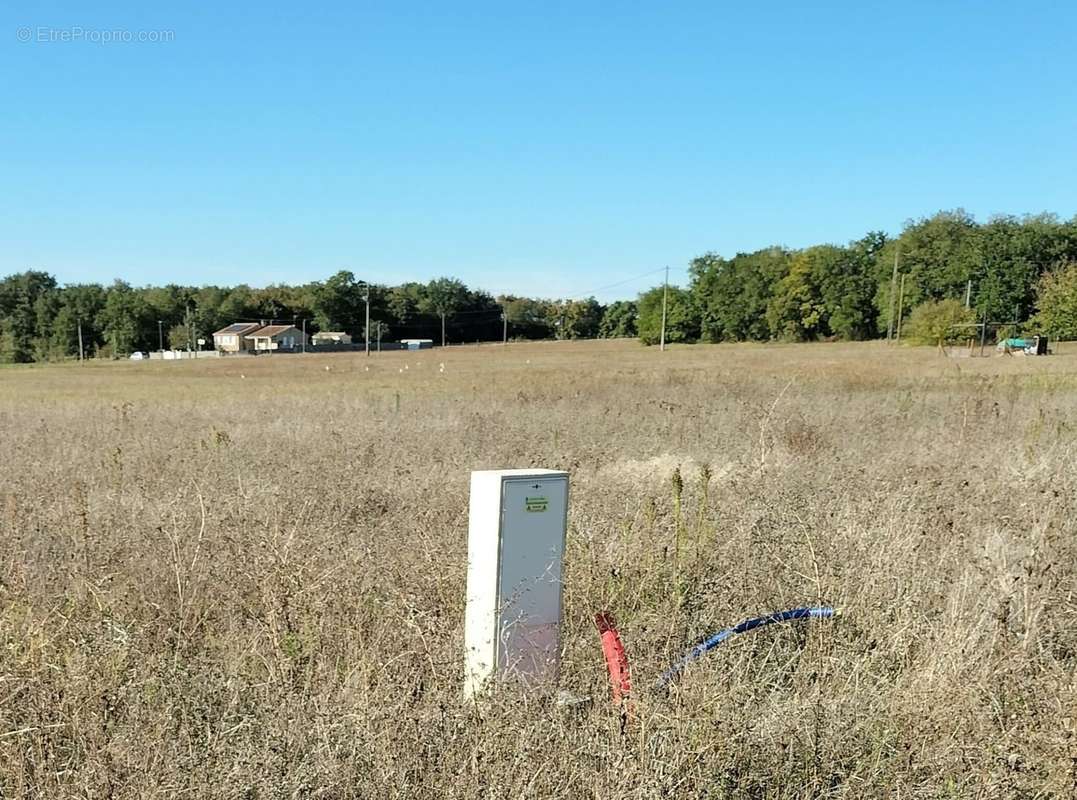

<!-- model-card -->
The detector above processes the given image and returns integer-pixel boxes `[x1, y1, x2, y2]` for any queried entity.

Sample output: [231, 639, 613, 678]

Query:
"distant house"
[213, 322, 263, 353]
[244, 324, 308, 352]
[400, 338, 434, 351]
[312, 331, 352, 345]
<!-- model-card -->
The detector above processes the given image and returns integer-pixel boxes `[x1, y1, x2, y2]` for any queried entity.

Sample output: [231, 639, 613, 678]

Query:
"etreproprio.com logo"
[17, 26, 175, 44]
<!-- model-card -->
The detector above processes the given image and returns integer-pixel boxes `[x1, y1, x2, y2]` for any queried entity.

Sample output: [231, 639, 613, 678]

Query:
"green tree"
[256, 283, 316, 326]
[571, 298, 604, 339]
[455, 288, 503, 342]
[691, 248, 790, 341]
[971, 214, 1077, 324]
[0, 324, 15, 363]
[419, 277, 469, 346]
[1031, 262, 1077, 339]
[637, 285, 699, 346]
[191, 285, 230, 336]
[46, 284, 106, 359]
[217, 285, 262, 324]
[875, 210, 979, 335]
[142, 284, 195, 351]
[387, 282, 424, 325]
[688, 253, 725, 341]
[313, 271, 364, 334]
[167, 323, 192, 350]
[766, 249, 829, 340]
[546, 298, 603, 339]
[903, 299, 976, 347]
[0, 271, 57, 362]
[821, 233, 884, 340]
[501, 295, 554, 339]
[100, 281, 154, 356]
[598, 300, 638, 338]
[144, 284, 189, 325]
[30, 290, 62, 360]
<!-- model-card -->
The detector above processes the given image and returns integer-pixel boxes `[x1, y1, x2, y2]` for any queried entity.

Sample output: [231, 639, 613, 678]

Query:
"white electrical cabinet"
[464, 469, 569, 699]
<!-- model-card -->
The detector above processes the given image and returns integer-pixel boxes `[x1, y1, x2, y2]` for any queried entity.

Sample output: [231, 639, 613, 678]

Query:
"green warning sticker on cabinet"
[525, 496, 548, 512]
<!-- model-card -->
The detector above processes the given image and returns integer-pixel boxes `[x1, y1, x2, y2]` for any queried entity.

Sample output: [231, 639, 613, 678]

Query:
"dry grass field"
[1, 339, 1075, 798]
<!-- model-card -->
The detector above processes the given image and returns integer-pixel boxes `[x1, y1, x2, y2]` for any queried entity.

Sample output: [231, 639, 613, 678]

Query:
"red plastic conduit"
[594, 612, 632, 704]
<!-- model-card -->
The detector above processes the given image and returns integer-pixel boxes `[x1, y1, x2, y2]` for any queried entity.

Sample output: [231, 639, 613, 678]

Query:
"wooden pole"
[895, 274, 906, 342]
[77, 320, 84, 363]
[887, 247, 900, 343]
[659, 265, 669, 351]
[365, 287, 371, 357]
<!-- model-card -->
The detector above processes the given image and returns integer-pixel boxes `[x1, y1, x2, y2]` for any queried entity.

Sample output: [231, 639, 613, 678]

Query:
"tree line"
[0, 271, 639, 362]
[4, 208, 1077, 362]
[636, 210, 1077, 346]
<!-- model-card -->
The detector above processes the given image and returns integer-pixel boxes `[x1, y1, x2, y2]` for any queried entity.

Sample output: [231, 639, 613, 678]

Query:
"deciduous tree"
[1032, 262, 1077, 339]
[599, 300, 637, 338]
[903, 299, 976, 347]
[637, 285, 698, 346]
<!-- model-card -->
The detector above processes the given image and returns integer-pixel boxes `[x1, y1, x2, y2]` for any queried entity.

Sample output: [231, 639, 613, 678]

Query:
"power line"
[562, 267, 671, 300]
[397, 307, 504, 319]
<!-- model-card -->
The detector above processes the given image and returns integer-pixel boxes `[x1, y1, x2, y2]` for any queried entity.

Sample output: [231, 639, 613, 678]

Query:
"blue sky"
[3, 3, 1076, 302]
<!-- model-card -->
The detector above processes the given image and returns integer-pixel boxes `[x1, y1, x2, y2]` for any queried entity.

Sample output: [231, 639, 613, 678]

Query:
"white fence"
[147, 350, 222, 360]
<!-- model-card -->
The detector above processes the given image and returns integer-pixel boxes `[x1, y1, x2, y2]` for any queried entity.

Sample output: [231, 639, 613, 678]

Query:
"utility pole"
[440, 312, 446, 348]
[895, 274, 906, 343]
[502, 309, 508, 345]
[376, 323, 382, 352]
[77, 319, 84, 363]
[887, 247, 900, 343]
[301, 318, 306, 354]
[157, 320, 163, 352]
[979, 311, 988, 357]
[965, 280, 972, 309]
[364, 284, 371, 357]
[659, 265, 669, 351]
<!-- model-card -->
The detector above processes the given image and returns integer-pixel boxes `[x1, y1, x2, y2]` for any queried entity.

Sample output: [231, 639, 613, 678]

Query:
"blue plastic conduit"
[656, 606, 837, 689]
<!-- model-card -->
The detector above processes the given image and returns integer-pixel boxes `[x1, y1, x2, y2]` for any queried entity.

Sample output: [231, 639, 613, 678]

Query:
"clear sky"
[3, 3, 1076, 302]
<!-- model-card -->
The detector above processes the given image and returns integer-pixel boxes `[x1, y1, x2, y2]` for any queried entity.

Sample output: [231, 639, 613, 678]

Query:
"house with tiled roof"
[212, 322, 263, 353]
[244, 324, 307, 352]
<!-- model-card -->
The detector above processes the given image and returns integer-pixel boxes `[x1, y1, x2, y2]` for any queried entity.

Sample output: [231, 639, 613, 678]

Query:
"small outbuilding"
[244, 325, 308, 352]
[400, 338, 434, 351]
[312, 331, 352, 345]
